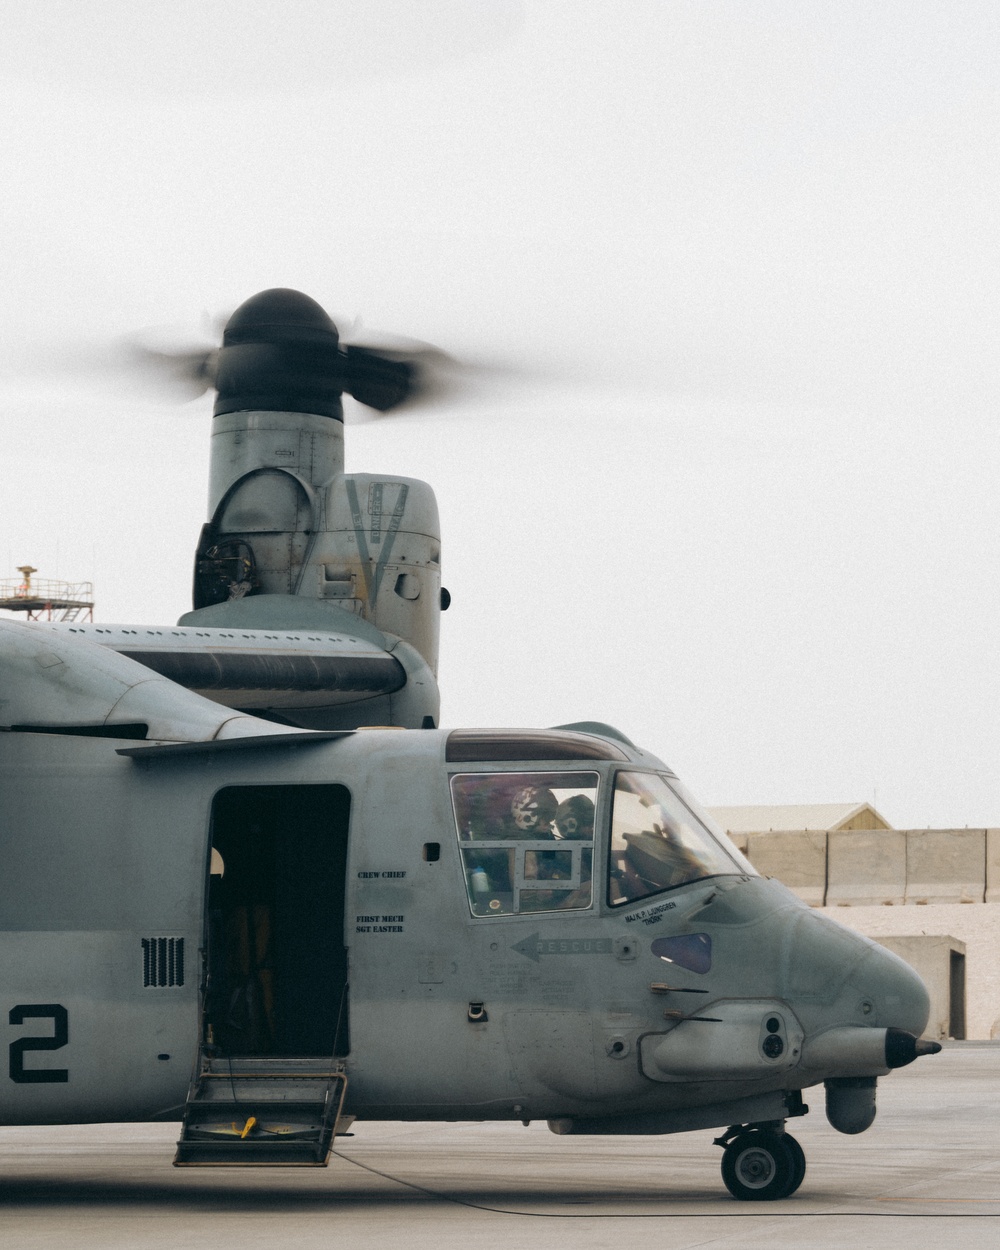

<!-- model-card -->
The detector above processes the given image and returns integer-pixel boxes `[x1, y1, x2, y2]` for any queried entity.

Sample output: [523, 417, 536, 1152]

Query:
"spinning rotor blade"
[123, 342, 219, 401]
[8, 288, 510, 416]
[128, 289, 465, 416]
[341, 342, 463, 412]
[340, 344, 415, 412]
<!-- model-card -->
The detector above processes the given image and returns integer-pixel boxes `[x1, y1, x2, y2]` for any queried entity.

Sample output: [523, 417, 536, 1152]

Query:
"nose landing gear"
[717, 1126, 806, 1201]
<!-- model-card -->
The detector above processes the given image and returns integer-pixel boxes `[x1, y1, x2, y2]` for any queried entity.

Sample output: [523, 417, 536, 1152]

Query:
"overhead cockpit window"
[608, 772, 748, 907]
[446, 730, 626, 762]
[451, 771, 598, 916]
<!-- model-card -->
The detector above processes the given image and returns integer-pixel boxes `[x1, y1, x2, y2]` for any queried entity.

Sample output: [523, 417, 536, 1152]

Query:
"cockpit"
[447, 733, 754, 917]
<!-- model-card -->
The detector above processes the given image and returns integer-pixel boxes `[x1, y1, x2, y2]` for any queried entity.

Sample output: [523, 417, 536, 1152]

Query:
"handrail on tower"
[0, 567, 95, 623]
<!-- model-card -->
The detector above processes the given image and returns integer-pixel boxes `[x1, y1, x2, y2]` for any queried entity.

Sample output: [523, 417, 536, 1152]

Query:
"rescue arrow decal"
[512, 934, 614, 963]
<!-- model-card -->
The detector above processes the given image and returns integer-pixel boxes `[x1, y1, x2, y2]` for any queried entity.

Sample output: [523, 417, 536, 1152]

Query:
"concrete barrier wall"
[987, 829, 1000, 903]
[739, 828, 994, 908]
[825, 829, 907, 906]
[904, 830, 985, 904]
[745, 831, 826, 906]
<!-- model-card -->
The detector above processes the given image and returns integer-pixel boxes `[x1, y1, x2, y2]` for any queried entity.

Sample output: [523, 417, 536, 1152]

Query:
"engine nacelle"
[192, 409, 442, 675]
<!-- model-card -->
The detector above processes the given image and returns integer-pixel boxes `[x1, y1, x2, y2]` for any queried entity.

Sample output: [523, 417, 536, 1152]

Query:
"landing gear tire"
[784, 1132, 806, 1193]
[721, 1129, 804, 1201]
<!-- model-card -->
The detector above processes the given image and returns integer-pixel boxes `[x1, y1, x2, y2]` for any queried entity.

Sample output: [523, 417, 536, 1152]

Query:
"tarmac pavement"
[1, 1042, 998, 1249]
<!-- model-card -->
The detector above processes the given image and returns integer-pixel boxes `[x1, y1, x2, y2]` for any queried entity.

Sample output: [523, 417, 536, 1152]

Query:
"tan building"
[708, 801, 891, 834]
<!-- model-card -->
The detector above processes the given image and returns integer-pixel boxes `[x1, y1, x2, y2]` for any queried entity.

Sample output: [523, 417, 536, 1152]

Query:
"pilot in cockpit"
[507, 785, 558, 838]
[456, 776, 596, 913]
[616, 813, 710, 900]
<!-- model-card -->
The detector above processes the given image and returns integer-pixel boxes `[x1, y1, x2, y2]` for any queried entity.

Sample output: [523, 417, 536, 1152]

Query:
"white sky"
[1, 1, 998, 827]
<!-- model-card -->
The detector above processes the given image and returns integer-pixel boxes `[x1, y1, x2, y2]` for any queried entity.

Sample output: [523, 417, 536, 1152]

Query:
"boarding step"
[174, 1056, 348, 1167]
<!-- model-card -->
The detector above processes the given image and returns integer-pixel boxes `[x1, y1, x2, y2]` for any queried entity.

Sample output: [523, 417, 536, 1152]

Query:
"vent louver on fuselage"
[142, 937, 185, 988]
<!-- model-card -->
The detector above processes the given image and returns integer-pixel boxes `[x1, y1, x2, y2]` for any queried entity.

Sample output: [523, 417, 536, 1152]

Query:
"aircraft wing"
[39, 587, 440, 730]
[0, 618, 297, 742]
[41, 622, 409, 725]
[112, 638, 405, 709]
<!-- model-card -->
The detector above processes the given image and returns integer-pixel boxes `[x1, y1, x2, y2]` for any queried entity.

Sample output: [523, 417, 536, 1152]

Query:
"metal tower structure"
[0, 565, 94, 622]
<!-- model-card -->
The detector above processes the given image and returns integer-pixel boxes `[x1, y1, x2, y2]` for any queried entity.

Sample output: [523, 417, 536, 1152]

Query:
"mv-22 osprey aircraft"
[0, 290, 940, 1200]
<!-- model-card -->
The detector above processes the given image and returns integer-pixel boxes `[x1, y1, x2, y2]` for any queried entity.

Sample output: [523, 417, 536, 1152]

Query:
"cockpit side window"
[608, 772, 747, 907]
[451, 771, 599, 916]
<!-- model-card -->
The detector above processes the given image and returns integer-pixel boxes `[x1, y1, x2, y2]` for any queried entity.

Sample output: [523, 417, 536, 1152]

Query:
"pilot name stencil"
[623, 899, 678, 926]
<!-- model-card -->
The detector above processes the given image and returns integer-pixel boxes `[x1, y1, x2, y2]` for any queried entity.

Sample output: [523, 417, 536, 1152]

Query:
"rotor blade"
[341, 344, 421, 411]
[343, 340, 499, 415]
[2, 291, 532, 416]
[122, 342, 219, 401]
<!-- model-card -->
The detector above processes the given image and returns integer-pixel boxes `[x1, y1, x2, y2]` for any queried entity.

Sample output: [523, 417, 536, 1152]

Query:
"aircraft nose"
[861, 939, 931, 1037]
[780, 908, 931, 1037]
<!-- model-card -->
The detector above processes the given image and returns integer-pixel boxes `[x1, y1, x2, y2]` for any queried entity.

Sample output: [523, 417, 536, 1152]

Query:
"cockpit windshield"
[608, 772, 750, 907]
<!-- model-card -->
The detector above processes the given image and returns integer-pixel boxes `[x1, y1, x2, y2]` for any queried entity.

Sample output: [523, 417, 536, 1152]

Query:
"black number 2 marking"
[9, 1005, 69, 1083]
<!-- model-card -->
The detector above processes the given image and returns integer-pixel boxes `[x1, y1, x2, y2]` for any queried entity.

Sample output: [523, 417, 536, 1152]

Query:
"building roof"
[707, 802, 892, 833]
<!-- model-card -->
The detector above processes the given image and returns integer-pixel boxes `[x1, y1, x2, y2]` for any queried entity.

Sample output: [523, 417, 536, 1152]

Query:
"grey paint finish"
[1, 728, 929, 1126]
[0, 624, 937, 1196]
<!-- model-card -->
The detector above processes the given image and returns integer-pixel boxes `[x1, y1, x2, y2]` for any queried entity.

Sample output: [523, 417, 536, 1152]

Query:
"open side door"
[176, 783, 351, 1166]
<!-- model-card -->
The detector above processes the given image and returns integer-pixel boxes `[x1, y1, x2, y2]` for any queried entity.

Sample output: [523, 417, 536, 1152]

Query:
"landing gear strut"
[718, 1126, 806, 1201]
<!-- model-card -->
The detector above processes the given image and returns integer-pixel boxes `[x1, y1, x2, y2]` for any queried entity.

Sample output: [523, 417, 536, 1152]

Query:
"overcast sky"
[1, 1, 998, 828]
